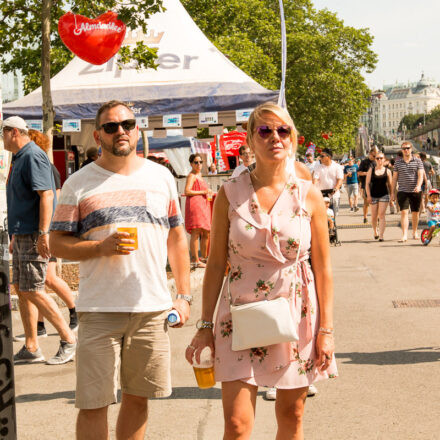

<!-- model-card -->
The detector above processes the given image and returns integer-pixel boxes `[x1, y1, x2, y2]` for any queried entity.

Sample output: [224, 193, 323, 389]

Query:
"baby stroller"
[322, 189, 341, 246]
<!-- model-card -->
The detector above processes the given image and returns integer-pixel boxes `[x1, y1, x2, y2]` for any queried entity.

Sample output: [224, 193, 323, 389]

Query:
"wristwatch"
[196, 319, 214, 329]
[176, 294, 193, 305]
[38, 230, 49, 236]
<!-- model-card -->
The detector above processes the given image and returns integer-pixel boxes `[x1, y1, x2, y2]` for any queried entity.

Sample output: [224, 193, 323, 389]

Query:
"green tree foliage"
[399, 105, 440, 132]
[0, 0, 163, 94]
[181, 0, 377, 153]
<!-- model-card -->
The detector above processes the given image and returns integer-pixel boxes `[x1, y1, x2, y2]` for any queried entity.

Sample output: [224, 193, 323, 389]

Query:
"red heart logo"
[58, 11, 126, 65]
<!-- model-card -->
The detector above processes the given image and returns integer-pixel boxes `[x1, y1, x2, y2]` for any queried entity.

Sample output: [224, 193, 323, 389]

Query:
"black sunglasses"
[193, 160, 203, 164]
[401, 147, 411, 150]
[256, 125, 291, 139]
[100, 119, 136, 134]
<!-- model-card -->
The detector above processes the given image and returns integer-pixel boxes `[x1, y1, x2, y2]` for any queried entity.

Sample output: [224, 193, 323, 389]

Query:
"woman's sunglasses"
[193, 160, 203, 164]
[99, 119, 136, 134]
[256, 125, 291, 139]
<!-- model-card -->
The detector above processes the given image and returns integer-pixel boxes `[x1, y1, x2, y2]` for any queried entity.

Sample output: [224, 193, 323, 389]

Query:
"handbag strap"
[228, 176, 304, 309]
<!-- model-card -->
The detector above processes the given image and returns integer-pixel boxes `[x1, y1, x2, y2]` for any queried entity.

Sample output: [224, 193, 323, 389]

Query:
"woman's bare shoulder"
[295, 161, 312, 181]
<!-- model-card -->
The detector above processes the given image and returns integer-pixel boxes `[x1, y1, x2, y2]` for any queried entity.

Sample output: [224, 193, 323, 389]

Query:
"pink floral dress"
[214, 170, 338, 388]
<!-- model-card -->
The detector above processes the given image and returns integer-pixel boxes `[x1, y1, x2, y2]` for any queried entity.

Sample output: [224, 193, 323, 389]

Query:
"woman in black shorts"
[366, 153, 393, 241]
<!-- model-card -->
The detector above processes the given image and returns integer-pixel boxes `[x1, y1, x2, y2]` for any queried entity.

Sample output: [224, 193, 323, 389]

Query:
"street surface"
[11, 203, 440, 439]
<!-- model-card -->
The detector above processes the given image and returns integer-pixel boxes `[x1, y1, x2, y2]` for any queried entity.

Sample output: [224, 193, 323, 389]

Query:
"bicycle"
[421, 222, 440, 246]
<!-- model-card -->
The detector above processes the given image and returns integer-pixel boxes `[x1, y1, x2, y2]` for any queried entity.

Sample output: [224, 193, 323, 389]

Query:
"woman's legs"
[200, 229, 210, 259]
[275, 387, 308, 440]
[189, 229, 201, 262]
[370, 202, 379, 237]
[378, 202, 388, 239]
[222, 381, 258, 440]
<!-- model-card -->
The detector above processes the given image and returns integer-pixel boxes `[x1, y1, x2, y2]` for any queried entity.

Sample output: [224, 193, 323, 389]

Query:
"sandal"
[398, 238, 407, 243]
[194, 261, 206, 268]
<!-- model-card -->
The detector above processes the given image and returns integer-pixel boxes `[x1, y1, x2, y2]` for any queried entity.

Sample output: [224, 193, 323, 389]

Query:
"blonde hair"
[246, 102, 298, 152]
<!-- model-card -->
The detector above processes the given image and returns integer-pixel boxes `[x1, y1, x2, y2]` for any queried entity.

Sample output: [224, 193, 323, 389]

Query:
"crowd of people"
[3, 98, 437, 439]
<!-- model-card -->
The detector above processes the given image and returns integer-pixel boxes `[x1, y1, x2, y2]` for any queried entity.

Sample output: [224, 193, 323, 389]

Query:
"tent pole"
[141, 131, 149, 158]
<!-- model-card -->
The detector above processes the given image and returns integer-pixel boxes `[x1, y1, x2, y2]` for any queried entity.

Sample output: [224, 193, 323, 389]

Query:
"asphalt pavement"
[11, 198, 440, 439]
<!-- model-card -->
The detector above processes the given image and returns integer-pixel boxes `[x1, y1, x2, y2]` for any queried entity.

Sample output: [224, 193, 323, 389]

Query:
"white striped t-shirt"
[393, 157, 423, 192]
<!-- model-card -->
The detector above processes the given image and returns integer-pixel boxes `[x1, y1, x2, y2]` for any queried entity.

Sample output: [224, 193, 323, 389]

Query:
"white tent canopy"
[4, 0, 277, 120]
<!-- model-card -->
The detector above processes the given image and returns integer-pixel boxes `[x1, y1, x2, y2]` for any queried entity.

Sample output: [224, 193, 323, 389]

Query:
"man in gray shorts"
[50, 101, 191, 439]
[3, 116, 77, 364]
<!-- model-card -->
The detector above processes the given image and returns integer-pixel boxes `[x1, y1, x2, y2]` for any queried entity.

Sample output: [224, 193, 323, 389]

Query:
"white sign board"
[199, 112, 218, 125]
[136, 117, 149, 129]
[26, 120, 43, 132]
[62, 119, 81, 132]
[236, 109, 254, 123]
[163, 114, 182, 128]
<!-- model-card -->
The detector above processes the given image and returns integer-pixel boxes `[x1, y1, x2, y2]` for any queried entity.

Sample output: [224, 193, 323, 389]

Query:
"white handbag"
[230, 294, 299, 351]
[229, 177, 303, 352]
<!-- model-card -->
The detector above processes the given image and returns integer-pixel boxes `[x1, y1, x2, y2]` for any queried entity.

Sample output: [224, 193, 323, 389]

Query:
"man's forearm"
[49, 232, 102, 260]
[167, 226, 190, 295]
[39, 191, 54, 232]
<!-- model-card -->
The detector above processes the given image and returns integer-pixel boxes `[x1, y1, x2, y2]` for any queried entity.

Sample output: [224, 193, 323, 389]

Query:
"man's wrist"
[38, 229, 50, 236]
[176, 294, 193, 305]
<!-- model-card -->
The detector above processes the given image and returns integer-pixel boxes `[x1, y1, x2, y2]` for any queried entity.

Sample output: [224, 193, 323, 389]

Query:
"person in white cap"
[3, 116, 77, 365]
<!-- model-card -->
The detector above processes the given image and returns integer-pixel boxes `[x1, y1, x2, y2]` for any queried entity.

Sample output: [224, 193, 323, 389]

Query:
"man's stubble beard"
[100, 136, 135, 157]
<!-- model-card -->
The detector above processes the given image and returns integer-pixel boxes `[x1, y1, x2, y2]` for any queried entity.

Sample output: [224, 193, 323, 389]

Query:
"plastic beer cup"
[192, 348, 215, 389]
[117, 226, 138, 250]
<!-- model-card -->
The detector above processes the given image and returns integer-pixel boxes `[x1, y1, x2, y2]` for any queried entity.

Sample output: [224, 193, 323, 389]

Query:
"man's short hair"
[419, 152, 427, 160]
[322, 148, 333, 157]
[239, 145, 249, 156]
[95, 101, 134, 129]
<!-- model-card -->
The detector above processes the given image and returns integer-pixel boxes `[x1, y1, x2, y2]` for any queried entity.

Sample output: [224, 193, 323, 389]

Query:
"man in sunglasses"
[312, 148, 343, 215]
[358, 146, 378, 223]
[392, 141, 424, 241]
[50, 100, 191, 439]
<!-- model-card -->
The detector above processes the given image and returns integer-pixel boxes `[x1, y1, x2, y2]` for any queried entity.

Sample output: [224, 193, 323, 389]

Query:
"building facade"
[365, 74, 440, 140]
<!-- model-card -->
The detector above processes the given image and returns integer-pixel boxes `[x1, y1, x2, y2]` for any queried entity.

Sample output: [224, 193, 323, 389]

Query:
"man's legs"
[77, 407, 109, 440]
[363, 191, 369, 221]
[20, 290, 75, 343]
[16, 289, 38, 351]
[412, 211, 420, 238]
[116, 393, 148, 440]
[410, 192, 422, 238]
[347, 185, 354, 209]
[400, 209, 409, 240]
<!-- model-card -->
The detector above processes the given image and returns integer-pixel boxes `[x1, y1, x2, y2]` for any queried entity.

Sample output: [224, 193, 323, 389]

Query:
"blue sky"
[311, 0, 440, 89]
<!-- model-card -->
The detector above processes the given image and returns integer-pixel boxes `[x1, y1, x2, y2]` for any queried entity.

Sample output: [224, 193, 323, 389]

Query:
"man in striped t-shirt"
[50, 101, 191, 438]
[392, 142, 424, 242]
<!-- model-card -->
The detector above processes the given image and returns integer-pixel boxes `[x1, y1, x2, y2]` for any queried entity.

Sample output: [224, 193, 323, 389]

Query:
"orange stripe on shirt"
[79, 190, 147, 220]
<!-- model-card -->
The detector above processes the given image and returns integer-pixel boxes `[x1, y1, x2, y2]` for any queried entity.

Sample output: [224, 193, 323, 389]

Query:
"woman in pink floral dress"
[186, 103, 337, 439]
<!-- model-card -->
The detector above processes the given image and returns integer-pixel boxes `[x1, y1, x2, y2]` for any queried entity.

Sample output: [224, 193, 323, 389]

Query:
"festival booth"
[3, 0, 277, 184]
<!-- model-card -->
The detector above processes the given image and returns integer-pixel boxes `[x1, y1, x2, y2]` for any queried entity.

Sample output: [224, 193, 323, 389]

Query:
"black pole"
[0, 224, 17, 439]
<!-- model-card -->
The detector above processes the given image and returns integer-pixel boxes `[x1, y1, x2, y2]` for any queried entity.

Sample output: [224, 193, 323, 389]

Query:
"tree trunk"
[41, 0, 54, 163]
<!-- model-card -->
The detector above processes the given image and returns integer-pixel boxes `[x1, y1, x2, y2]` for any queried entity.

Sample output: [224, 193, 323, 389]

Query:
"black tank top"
[371, 168, 389, 198]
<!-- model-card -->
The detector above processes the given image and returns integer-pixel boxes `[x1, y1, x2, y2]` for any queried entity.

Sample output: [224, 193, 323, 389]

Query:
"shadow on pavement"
[336, 347, 440, 365]
[16, 390, 75, 403]
[160, 387, 266, 400]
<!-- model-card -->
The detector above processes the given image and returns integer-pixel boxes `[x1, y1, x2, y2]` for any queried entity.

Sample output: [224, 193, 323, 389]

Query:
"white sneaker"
[307, 384, 318, 397]
[265, 388, 277, 400]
